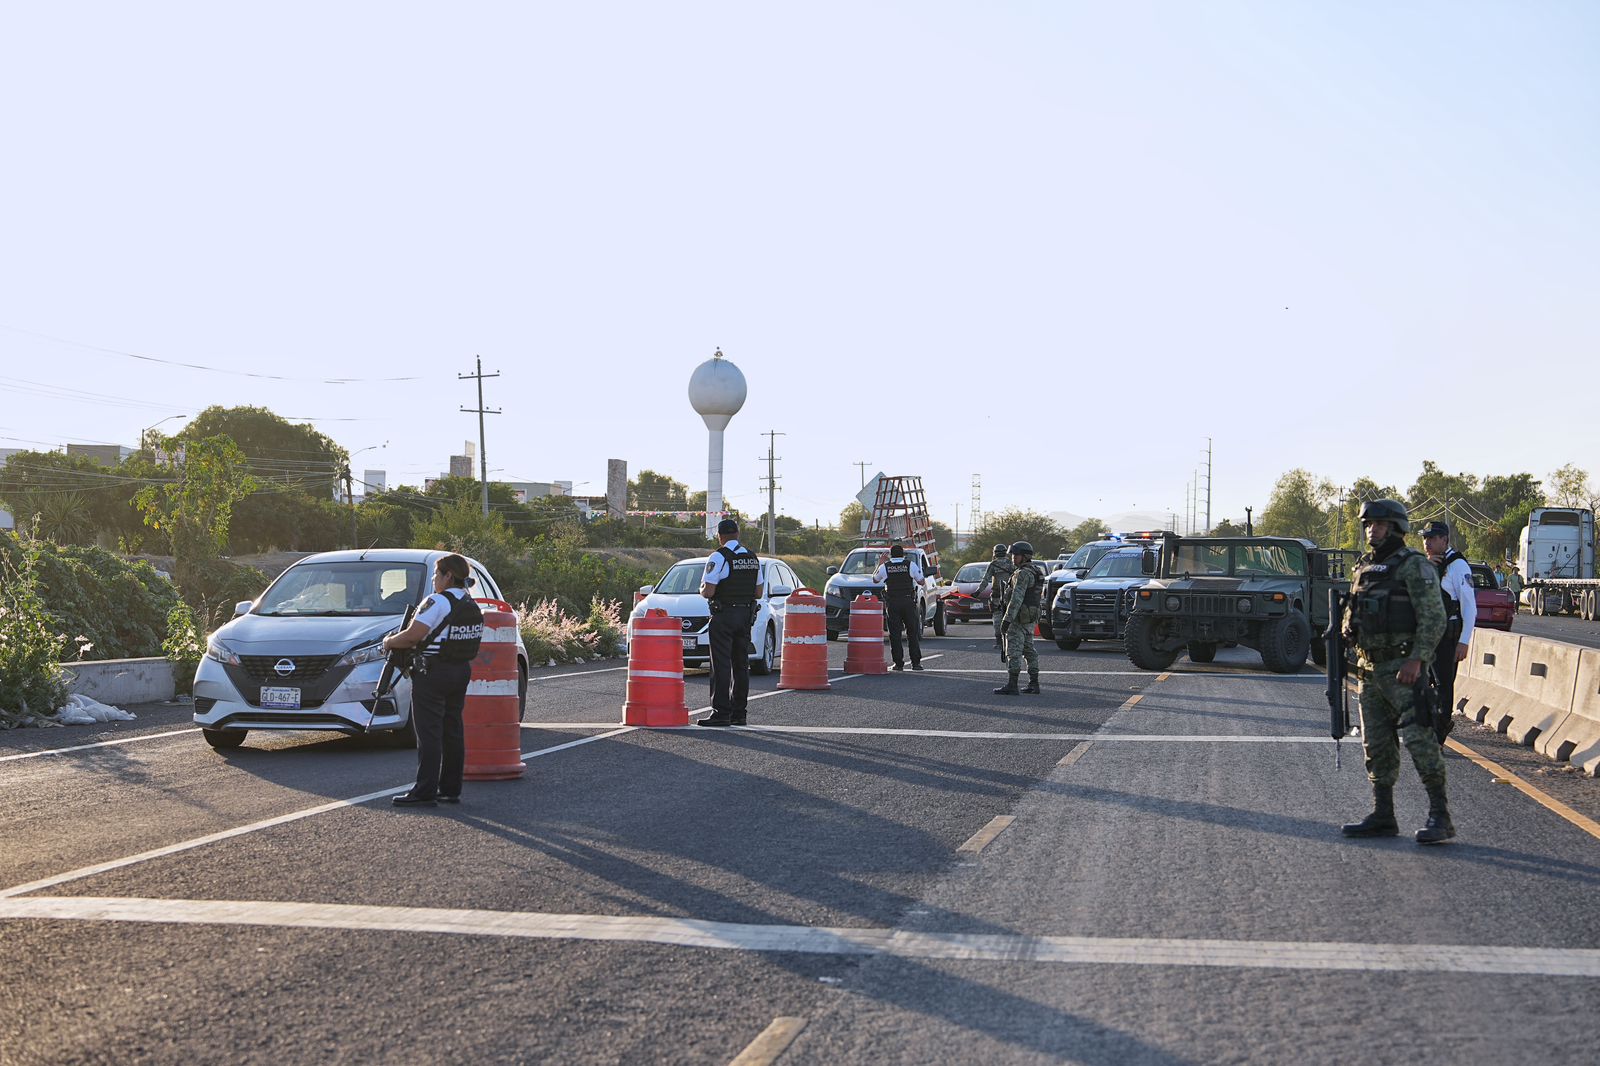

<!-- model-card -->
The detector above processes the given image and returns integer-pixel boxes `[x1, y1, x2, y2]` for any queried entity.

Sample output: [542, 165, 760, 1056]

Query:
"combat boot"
[1022, 669, 1040, 695]
[1415, 783, 1455, 845]
[994, 676, 1020, 696]
[1341, 784, 1399, 837]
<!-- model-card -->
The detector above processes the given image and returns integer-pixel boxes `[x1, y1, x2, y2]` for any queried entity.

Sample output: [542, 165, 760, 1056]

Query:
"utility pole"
[760, 430, 785, 553]
[853, 460, 872, 490]
[459, 355, 501, 517]
[1203, 437, 1213, 534]
[344, 465, 356, 548]
[954, 503, 961, 548]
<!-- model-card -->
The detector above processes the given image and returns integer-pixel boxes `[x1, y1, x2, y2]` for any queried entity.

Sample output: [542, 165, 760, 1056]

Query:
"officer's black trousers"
[1432, 622, 1463, 739]
[886, 597, 922, 667]
[411, 658, 471, 798]
[708, 604, 753, 716]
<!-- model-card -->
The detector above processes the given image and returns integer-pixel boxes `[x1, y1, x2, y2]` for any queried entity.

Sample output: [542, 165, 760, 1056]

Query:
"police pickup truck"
[824, 546, 945, 640]
[1122, 534, 1353, 673]
[1039, 532, 1167, 641]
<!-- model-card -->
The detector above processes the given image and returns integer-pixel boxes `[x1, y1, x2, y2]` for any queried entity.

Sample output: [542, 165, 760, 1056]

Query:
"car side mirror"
[638, 584, 655, 595]
[768, 584, 794, 598]
[1140, 550, 1157, 576]
[826, 565, 839, 576]
[234, 600, 253, 617]
[1076, 568, 1089, 579]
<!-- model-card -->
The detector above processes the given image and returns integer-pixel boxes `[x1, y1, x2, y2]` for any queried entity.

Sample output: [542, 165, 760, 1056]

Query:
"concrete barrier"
[1536, 647, 1600, 776]
[1501, 638, 1579, 746]
[65, 657, 175, 706]
[1455, 629, 1521, 733]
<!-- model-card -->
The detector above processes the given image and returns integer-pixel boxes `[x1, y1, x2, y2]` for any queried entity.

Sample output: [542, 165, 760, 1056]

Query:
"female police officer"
[383, 553, 484, 806]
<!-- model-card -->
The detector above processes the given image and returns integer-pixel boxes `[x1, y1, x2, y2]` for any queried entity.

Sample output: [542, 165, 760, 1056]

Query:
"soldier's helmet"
[993, 543, 1008, 558]
[1358, 498, 1411, 534]
[1008, 540, 1035, 557]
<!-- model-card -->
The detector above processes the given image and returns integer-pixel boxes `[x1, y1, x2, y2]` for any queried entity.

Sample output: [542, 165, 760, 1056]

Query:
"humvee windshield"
[1170, 542, 1306, 577]
[1089, 551, 1148, 579]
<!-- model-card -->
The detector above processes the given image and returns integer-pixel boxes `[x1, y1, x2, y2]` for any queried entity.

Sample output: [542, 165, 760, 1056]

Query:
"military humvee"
[1123, 534, 1355, 673]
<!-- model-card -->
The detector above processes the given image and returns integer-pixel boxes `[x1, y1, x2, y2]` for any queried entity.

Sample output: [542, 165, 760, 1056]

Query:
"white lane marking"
[731, 1017, 809, 1066]
[956, 815, 1015, 854]
[921, 669, 1318, 679]
[0, 729, 200, 763]
[6, 896, 1600, 978]
[0, 728, 636, 900]
[719, 725, 1332, 742]
[1058, 741, 1093, 767]
[532, 666, 628, 680]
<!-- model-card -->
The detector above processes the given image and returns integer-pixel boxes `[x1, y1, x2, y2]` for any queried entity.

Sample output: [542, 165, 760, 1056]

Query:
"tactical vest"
[427, 588, 484, 662]
[1350, 546, 1421, 639]
[883, 556, 915, 600]
[1018, 564, 1044, 608]
[713, 545, 760, 605]
[1435, 549, 1465, 621]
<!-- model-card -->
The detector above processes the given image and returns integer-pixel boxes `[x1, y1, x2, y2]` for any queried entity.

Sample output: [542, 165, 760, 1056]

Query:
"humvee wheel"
[1310, 640, 1328, 668]
[1260, 611, 1311, 673]
[1186, 641, 1217, 664]
[1125, 615, 1178, 671]
[1056, 637, 1081, 651]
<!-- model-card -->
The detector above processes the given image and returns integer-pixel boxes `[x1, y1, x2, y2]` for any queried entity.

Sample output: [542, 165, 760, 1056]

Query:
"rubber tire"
[1311, 640, 1328, 668]
[1187, 641, 1217, 664]
[933, 602, 947, 636]
[1056, 637, 1081, 651]
[1260, 611, 1311, 674]
[1125, 615, 1178, 671]
[752, 626, 776, 676]
[202, 727, 246, 750]
[826, 630, 839, 641]
[518, 663, 528, 722]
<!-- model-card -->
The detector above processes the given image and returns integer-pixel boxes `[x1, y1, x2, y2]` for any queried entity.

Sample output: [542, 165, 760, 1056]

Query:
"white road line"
[956, 815, 1015, 854]
[718, 725, 1332, 742]
[0, 728, 200, 763]
[531, 666, 627, 680]
[0, 728, 635, 900]
[922, 669, 1319, 680]
[6, 896, 1599, 978]
[731, 1017, 808, 1066]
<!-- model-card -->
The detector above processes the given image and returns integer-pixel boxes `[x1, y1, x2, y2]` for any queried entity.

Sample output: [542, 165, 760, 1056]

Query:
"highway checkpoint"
[4, 628, 1600, 1065]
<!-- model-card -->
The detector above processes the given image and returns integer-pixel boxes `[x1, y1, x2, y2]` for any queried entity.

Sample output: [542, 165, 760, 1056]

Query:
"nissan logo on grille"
[274, 658, 296, 677]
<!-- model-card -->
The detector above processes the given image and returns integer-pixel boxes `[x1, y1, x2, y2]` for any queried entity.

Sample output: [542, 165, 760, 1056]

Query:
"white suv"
[632, 556, 800, 674]
[823, 546, 946, 640]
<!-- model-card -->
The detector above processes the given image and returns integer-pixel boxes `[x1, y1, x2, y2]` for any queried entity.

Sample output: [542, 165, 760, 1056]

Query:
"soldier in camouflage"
[1340, 499, 1454, 844]
[977, 543, 1014, 649]
[994, 541, 1042, 695]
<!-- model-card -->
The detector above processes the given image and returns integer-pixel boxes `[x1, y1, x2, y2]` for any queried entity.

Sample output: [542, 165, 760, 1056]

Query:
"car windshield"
[256, 561, 426, 616]
[956, 563, 988, 582]
[654, 562, 708, 596]
[839, 552, 883, 576]
[1063, 545, 1094, 568]
[1089, 552, 1147, 578]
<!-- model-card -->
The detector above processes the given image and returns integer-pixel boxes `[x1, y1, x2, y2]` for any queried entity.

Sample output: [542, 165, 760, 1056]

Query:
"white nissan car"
[192, 549, 528, 751]
[632, 556, 800, 674]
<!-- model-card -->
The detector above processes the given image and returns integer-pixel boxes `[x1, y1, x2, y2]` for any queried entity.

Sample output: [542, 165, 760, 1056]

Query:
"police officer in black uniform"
[1420, 519, 1476, 743]
[698, 518, 763, 727]
[383, 553, 484, 807]
[873, 542, 924, 671]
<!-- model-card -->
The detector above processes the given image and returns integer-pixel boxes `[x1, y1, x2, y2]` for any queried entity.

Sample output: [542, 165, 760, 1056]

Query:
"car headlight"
[1164, 594, 1182, 612]
[1236, 597, 1253, 613]
[205, 636, 240, 665]
[335, 640, 387, 668]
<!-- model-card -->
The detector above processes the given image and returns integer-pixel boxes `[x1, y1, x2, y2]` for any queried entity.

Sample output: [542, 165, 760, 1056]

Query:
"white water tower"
[687, 349, 747, 539]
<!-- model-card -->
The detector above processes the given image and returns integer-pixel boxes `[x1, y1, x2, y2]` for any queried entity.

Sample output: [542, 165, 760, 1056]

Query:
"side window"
[470, 563, 500, 602]
[779, 564, 797, 591]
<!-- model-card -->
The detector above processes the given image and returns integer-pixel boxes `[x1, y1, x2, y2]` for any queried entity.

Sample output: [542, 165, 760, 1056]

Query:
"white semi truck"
[1518, 507, 1600, 617]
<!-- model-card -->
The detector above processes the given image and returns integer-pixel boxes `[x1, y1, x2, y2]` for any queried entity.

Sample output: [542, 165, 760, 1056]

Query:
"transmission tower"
[970, 474, 982, 531]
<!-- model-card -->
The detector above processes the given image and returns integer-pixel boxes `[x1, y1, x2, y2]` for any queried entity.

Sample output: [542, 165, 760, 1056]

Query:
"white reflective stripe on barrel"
[479, 627, 519, 643]
[846, 636, 883, 642]
[786, 604, 825, 614]
[628, 669, 684, 680]
[784, 635, 829, 644]
[467, 679, 520, 696]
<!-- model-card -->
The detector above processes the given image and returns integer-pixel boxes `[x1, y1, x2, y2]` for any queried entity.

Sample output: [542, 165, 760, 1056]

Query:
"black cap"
[1419, 520, 1450, 539]
[890, 544, 905, 557]
[717, 517, 739, 535]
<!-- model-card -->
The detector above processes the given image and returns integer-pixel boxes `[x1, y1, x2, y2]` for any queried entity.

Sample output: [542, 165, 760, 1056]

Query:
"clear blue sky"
[2, 2, 1595, 529]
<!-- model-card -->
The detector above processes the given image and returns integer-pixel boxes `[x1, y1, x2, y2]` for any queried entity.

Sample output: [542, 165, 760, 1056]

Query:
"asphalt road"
[4, 630, 1600, 1065]
[1504, 608, 1600, 650]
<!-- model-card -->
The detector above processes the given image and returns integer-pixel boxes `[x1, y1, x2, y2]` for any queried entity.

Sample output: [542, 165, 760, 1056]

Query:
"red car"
[942, 561, 996, 623]
[1470, 563, 1516, 631]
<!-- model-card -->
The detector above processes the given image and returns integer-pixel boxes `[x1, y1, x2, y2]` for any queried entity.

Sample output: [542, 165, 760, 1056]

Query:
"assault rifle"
[365, 603, 420, 733]
[1326, 589, 1350, 769]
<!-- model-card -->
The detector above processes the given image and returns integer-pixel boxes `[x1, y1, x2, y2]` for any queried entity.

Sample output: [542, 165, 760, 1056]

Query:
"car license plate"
[682, 638, 697, 651]
[260, 686, 301, 709]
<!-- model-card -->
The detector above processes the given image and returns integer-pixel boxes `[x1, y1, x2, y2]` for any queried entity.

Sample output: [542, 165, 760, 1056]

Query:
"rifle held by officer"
[367, 602, 421, 732]
[1326, 588, 1350, 769]
[1413, 673, 1439, 741]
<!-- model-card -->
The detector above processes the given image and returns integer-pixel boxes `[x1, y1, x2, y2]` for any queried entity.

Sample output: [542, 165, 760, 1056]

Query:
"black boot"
[1341, 784, 1398, 837]
[1022, 670, 1040, 694]
[994, 676, 1019, 696]
[1415, 783, 1455, 844]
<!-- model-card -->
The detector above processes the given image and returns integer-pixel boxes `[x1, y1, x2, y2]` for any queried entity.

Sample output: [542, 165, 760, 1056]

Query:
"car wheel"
[752, 626, 776, 675]
[202, 728, 246, 750]
[1056, 637, 1081, 651]
[1187, 641, 1217, 664]
[933, 602, 947, 636]
[518, 662, 528, 722]
[1124, 615, 1178, 671]
[1259, 611, 1311, 673]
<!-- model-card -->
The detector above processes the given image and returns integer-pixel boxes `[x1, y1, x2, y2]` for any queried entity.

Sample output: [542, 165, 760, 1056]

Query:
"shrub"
[515, 597, 626, 665]
[20, 542, 180, 660]
[163, 603, 205, 697]
[0, 528, 71, 726]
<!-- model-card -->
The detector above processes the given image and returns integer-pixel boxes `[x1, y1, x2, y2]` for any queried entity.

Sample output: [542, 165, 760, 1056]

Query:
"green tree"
[1548, 463, 1597, 511]
[1061, 518, 1109, 553]
[628, 470, 690, 511]
[133, 434, 259, 609]
[838, 501, 868, 536]
[970, 508, 1066, 561]
[410, 498, 526, 585]
[179, 405, 346, 497]
[1258, 469, 1334, 542]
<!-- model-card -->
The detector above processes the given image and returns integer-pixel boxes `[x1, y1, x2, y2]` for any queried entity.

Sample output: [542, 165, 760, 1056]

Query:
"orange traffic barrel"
[777, 588, 831, 691]
[844, 592, 888, 675]
[464, 599, 525, 780]
[623, 609, 690, 726]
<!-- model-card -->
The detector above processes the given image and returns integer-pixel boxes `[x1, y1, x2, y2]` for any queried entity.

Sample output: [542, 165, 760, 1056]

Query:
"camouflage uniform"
[1002, 564, 1041, 679]
[979, 556, 1015, 647]
[1344, 546, 1448, 791]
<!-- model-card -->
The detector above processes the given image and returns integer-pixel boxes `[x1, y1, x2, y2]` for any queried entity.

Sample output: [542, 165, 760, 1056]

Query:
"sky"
[2, 2, 1596, 532]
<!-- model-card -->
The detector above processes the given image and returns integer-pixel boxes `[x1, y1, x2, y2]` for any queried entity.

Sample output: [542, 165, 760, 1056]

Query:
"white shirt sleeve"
[909, 560, 924, 583]
[414, 594, 450, 631]
[1448, 559, 1476, 645]
[873, 564, 887, 583]
[703, 554, 729, 587]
